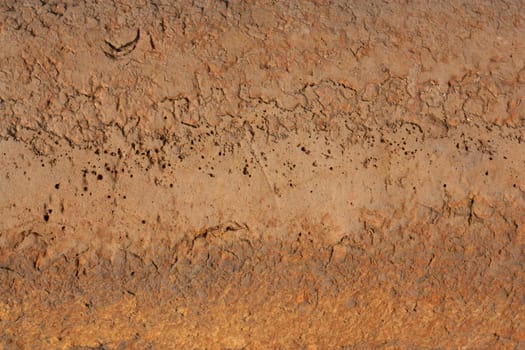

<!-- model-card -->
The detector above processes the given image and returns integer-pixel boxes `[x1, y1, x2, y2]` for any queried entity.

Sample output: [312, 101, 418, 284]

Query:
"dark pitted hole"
[141, 220, 146, 224]
[97, 174, 103, 180]
[54, 183, 60, 189]
[43, 214, 49, 222]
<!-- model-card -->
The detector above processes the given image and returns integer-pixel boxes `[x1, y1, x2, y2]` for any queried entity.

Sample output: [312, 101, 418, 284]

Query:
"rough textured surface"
[1, 1, 525, 348]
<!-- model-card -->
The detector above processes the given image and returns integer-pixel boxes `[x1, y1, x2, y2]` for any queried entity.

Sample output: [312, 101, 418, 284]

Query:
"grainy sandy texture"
[1, 1, 525, 349]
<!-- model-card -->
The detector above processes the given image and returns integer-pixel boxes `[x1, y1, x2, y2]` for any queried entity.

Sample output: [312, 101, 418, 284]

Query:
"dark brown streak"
[103, 29, 141, 58]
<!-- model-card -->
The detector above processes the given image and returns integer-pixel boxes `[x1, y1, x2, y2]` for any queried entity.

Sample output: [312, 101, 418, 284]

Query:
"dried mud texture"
[1, 1, 525, 349]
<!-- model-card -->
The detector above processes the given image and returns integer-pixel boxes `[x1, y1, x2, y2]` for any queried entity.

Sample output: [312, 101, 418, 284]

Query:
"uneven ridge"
[0, 1, 524, 348]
